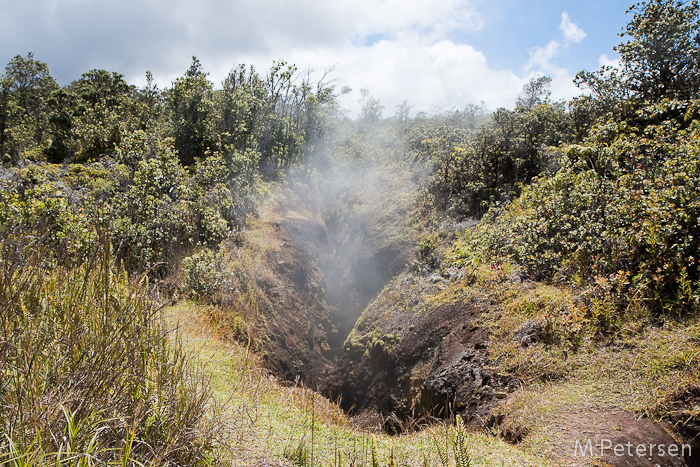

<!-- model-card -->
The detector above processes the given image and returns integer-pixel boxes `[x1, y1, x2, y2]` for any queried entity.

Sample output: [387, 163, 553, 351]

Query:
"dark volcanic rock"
[324, 280, 510, 430]
[255, 217, 336, 384]
[513, 319, 545, 347]
[549, 410, 698, 467]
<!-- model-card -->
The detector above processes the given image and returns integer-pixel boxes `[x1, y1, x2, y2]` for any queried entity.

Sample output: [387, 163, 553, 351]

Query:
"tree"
[0, 74, 11, 161]
[577, 0, 700, 103]
[254, 60, 309, 173]
[71, 69, 130, 108]
[166, 57, 216, 166]
[218, 63, 264, 154]
[515, 75, 552, 110]
[45, 88, 78, 163]
[359, 89, 384, 124]
[217, 61, 337, 177]
[618, 0, 700, 101]
[427, 101, 571, 218]
[68, 70, 134, 160]
[394, 101, 412, 125]
[0, 53, 58, 161]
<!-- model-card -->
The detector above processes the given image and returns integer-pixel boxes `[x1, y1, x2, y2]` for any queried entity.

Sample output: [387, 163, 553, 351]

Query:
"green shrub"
[182, 248, 221, 298]
[414, 235, 441, 271]
[424, 99, 570, 218]
[470, 106, 700, 316]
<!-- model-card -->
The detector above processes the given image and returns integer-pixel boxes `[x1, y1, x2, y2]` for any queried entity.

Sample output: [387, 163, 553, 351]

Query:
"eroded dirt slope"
[233, 178, 417, 385]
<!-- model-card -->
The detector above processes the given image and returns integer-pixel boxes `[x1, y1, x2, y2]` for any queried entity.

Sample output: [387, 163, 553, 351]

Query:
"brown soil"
[255, 216, 335, 384]
[656, 381, 700, 448]
[285, 207, 411, 352]
[249, 200, 412, 386]
[249, 195, 699, 463]
[546, 410, 697, 467]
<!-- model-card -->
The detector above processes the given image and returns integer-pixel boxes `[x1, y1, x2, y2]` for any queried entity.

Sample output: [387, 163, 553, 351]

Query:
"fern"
[371, 435, 379, 467]
[433, 431, 450, 467]
[452, 415, 471, 467]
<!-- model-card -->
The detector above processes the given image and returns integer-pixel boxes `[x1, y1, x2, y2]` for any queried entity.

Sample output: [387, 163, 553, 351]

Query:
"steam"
[280, 119, 424, 349]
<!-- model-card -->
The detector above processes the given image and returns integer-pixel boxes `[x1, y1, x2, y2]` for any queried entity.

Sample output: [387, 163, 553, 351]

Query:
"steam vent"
[4, 2, 700, 462]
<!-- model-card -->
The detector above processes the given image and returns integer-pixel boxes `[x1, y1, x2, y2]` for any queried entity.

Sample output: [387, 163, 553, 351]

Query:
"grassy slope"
[166, 302, 553, 467]
[456, 264, 700, 461]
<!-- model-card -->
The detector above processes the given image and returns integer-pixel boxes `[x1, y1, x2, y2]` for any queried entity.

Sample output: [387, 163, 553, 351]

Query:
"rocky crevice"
[323, 271, 510, 431]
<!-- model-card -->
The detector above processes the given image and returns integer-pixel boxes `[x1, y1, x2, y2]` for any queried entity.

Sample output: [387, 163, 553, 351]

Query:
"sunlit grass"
[478, 273, 700, 460]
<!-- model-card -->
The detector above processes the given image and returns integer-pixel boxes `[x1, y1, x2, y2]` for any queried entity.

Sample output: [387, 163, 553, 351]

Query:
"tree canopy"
[577, 0, 700, 103]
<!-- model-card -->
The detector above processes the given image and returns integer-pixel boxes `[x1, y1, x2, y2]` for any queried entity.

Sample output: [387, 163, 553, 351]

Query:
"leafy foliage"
[616, 0, 700, 101]
[0, 53, 340, 275]
[467, 103, 700, 315]
[167, 57, 216, 166]
[2, 1, 700, 460]
[435, 0, 700, 319]
[576, 0, 700, 106]
[0, 53, 58, 162]
[425, 96, 570, 218]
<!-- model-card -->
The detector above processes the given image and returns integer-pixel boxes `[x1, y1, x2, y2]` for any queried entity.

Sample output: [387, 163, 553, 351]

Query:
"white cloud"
[521, 11, 587, 103]
[141, 0, 520, 115]
[328, 0, 485, 39]
[560, 12, 586, 44]
[2, 0, 592, 116]
[525, 40, 562, 71]
[526, 11, 586, 71]
[329, 39, 523, 115]
[598, 53, 620, 68]
[224, 35, 523, 117]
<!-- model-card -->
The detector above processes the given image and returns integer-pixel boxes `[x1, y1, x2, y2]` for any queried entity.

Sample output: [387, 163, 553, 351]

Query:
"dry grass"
[354, 250, 699, 464]
[476, 265, 700, 462]
[0, 233, 218, 466]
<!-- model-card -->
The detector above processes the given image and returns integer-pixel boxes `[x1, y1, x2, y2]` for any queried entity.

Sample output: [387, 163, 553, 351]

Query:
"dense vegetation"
[0, 233, 217, 465]
[454, 0, 700, 318]
[0, 55, 337, 273]
[1, 0, 699, 464]
[0, 55, 338, 464]
[421, 0, 700, 319]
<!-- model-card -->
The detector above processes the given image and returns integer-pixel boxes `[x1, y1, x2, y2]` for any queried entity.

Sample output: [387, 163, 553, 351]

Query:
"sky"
[1, 0, 632, 116]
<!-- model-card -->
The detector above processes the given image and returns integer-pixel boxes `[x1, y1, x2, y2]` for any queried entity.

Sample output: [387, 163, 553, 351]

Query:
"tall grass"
[0, 229, 218, 465]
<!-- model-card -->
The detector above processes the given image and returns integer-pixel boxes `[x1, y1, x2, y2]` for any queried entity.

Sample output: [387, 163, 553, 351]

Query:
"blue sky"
[461, 0, 629, 71]
[0, 0, 634, 115]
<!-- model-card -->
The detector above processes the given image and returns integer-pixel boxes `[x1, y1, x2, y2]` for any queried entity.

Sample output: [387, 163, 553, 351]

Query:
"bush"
[469, 107, 700, 316]
[182, 248, 222, 298]
[424, 98, 570, 219]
